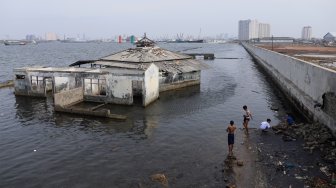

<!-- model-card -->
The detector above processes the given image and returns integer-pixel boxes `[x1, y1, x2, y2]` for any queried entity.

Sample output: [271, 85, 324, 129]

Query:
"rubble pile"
[272, 122, 336, 164]
[270, 122, 336, 187]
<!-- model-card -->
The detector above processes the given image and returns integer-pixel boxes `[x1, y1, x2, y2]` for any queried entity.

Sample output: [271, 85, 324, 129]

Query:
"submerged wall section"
[242, 43, 336, 133]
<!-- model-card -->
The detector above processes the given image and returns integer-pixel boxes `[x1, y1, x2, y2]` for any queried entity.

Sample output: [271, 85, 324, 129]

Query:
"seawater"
[0, 42, 285, 187]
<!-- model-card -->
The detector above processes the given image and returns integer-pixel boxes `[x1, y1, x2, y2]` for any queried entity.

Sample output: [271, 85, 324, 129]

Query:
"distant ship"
[4, 40, 27, 45]
[61, 39, 88, 43]
[60, 37, 93, 43]
[168, 39, 204, 43]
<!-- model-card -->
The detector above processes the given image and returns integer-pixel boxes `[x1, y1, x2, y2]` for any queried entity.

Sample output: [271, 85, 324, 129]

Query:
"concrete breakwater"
[242, 43, 336, 134]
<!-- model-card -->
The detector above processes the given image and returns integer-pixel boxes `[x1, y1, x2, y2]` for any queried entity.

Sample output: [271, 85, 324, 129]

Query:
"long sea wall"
[242, 43, 336, 134]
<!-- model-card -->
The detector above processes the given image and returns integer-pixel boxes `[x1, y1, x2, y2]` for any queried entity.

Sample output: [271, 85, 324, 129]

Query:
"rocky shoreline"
[256, 122, 336, 187]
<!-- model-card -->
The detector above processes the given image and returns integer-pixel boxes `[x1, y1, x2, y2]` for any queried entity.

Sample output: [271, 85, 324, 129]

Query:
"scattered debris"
[228, 155, 237, 160]
[306, 177, 330, 188]
[264, 121, 336, 187]
[294, 174, 308, 180]
[272, 122, 336, 164]
[320, 166, 331, 177]
[150, 173, 168, 186]
[270, 106, 279, 111]
[226, 183, 236, 188]
[237, 160, 244, 166]
[251, 90, 261, 94]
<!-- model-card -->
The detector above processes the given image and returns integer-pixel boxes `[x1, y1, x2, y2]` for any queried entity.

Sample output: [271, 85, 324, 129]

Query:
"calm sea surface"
[0, 42, 286, 187]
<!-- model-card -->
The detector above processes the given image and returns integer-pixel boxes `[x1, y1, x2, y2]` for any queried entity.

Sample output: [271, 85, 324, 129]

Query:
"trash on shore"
[306, 177, 330, 188]
[272, 122, 336, 163]
[320, 166, 331, 177]
[294, 174, 308, 180]
[226, 183, 236, 188]
[270, 106, 279, 111]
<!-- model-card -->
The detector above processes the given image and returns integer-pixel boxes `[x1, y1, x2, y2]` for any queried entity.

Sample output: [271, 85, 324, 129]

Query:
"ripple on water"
[0, 43, 288, 187]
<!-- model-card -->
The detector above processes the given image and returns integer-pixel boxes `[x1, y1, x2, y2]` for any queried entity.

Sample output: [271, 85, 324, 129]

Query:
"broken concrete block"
[237, 160, 244, 166]
[150, 173, 168, 186]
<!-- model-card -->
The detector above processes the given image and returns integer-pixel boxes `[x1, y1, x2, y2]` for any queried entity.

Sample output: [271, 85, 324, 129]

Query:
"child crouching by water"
[226, 120, 236, 157]
[260, 119, 271, 132]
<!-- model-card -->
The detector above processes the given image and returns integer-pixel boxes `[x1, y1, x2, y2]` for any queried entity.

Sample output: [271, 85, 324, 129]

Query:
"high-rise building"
[239, 19, 258, 40]
[238, 19, 270, 40]
[258, 23, 271, 38]
[302, 26, 312, 40]
[45, 32, 58, 41]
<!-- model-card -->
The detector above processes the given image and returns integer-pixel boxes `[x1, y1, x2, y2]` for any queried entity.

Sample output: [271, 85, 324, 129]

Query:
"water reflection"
[15, 95, 54, 123]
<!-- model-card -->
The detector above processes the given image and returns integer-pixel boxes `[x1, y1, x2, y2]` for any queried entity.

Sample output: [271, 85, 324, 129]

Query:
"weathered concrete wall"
[54, 87, 83, 107]
[243, 43, 336, 133]
[143, 64, 159, 106]
[14, 71, 54, 97]
[109, 76, 133, 105]
[159, 71, 201, 92]
[85, 74, 133, 105]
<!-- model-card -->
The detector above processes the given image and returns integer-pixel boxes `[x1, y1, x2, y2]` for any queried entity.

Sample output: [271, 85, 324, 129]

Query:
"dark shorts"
[243, 116, 250, 123]
[228, 134, 234, 145]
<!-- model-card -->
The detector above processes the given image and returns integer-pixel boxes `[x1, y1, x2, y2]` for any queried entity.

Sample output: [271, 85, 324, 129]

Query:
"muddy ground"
[256, 44, 336, 71]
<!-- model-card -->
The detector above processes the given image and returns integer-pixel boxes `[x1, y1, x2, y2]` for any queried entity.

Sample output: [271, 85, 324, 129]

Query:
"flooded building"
[73, 36, 207, 92]
[13, 37, 206, 113]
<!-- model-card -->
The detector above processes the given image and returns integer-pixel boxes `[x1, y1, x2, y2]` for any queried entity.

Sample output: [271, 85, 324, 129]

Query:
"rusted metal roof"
[94, 61, 150, 70]
[94, 58, 208, 74]
[14, 66, 108, 74]
[100, 46, 192, 63]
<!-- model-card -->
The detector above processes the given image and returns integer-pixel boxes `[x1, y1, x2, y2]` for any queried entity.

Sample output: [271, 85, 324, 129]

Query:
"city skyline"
[1, 0, 335, 39]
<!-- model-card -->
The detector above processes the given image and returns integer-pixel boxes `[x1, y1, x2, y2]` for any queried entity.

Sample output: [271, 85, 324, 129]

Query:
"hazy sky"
[1, 0, 335, 39]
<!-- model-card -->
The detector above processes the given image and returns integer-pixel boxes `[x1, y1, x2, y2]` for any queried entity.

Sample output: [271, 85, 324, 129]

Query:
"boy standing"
[226, 120, 237, 157]
[243, 105, 252, 133]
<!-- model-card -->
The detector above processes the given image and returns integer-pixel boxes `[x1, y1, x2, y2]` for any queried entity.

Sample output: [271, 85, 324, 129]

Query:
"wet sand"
[222, 129, 268, 188]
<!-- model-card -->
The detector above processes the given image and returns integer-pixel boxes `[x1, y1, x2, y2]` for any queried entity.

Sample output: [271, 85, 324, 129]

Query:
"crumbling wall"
[143, 64, 159, 106]
[54, 87, 83, 107]
[14, 70, 56, 97]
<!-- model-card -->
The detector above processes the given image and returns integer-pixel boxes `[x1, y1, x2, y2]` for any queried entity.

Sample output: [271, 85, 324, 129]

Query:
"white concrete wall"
[243, 43, 336, 133]
[143, 64, 159, 106]
[105, 75, 133, 105]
